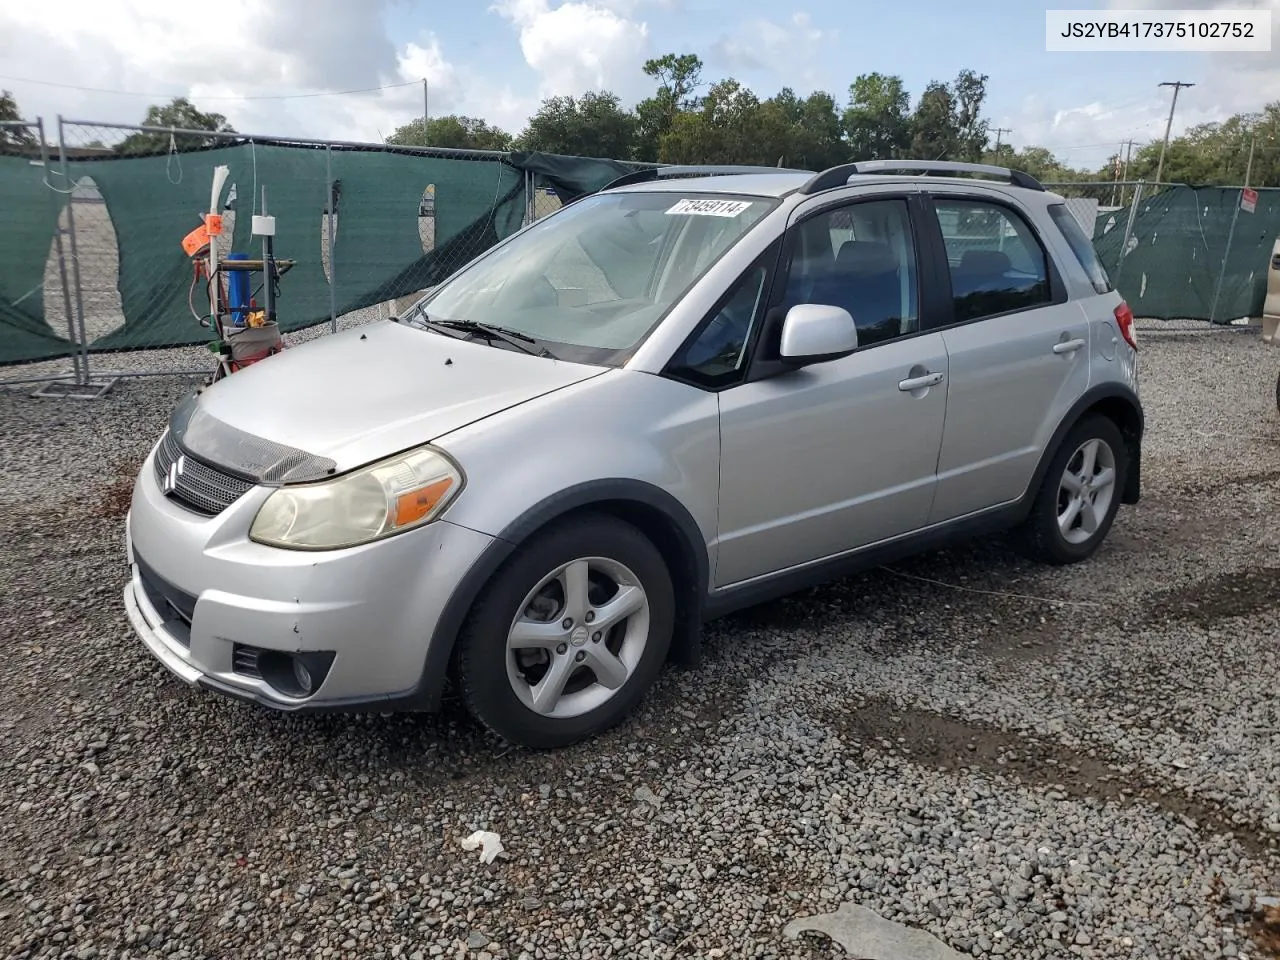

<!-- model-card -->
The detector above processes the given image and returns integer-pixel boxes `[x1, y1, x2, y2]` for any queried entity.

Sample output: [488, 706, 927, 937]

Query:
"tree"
[117, 97, 236, 155]
[659, 79, 768, 165]
[0, 90, 37, 149]
[951, 69, 990, 162]
[904, 70, 990, 163]
[387, 114, 512, 151]
[842, 73, 910, 161]
[908, 81, 960, 161]
[516, 91, 636, 159]
[752, 87, 845, 169]
[1004, 145, 1088, 183]
[635, 53, 703, 161]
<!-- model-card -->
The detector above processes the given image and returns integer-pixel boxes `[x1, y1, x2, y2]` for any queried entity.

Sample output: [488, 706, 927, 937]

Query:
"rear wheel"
[455, 514, 674, 749]
[1016, 414, 1127, 565]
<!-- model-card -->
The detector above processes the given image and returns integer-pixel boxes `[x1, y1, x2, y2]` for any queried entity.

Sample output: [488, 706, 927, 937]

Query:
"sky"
[1, 0, 1277, 171]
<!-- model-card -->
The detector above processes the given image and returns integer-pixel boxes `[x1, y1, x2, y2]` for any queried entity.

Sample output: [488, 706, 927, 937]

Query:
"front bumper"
[124, 443, 496, 711]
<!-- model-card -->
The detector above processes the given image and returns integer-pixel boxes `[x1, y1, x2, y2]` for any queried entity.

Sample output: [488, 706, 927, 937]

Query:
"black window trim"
[917, 190, 1068, 333]
[740, 192, 946, 383]
[661, 237, 787, 392]
[1046, 201, 1114, 296]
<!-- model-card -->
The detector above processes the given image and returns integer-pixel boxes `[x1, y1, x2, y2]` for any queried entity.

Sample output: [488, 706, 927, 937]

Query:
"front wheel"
[1016, 414, 1128, 566]
[455, 514, 675, 749]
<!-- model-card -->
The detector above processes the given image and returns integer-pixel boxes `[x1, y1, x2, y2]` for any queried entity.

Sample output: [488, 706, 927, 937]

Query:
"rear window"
[1049, 204, 1112, 295]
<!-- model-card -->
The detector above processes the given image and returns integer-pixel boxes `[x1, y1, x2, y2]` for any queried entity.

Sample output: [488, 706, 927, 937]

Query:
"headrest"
[836, 240, 899, 275]
[959, 249, 1012, 274]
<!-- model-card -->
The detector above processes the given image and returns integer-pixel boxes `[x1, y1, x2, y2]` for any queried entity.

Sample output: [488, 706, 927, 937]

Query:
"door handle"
[898, 371, 945, 392]
[1053, 338, 1086, 355]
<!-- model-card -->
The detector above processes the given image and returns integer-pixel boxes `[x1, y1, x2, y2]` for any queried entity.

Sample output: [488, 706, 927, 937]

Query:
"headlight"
[249, 446, 462, 550]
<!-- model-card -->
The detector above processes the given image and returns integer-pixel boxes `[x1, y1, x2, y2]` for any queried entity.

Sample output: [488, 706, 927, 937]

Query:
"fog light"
[292, 657, 313, 695]
[250, 649, 336, 698]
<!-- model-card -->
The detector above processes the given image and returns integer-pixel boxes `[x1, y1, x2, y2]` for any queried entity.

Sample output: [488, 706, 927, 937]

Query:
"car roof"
[607, 172, 812, 198]
[607, 171, 1056, 203]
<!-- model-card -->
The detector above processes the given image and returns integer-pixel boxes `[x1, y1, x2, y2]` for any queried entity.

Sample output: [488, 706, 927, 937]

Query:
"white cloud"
[985, 0, 1280, 171]
[491, 0, 653, 105]
[0, 0, 536, 143]
[711, 13, 832, 88]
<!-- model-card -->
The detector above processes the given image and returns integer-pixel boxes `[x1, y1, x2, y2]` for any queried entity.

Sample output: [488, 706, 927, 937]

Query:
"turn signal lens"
[1114, 301, 1137, 351]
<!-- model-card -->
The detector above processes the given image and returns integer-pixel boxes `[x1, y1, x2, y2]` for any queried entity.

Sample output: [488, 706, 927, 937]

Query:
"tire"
[1016, 414, 1128, 566]
[455, 513, 675, 749]
[1274, 369, 1279, 414]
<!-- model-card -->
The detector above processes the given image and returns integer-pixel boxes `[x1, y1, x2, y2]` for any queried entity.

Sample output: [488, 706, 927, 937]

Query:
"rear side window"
[933, 199, 1051, 322]
[1049, 204, 1112, 295]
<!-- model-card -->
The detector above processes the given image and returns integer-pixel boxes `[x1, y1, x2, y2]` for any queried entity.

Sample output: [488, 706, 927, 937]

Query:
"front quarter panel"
[433, 370, 721, 560]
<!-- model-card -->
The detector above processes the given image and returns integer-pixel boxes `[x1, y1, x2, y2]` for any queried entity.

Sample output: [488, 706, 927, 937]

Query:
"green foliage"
[387, 115, 512, 151]
[116, 98, 236, 155]
[0, 90, 37, 149]
[516, 91, 638, 159]
[634, 53, 704, 162]
[1119, 105, 1280, 186]
[842, 73, 911, 161]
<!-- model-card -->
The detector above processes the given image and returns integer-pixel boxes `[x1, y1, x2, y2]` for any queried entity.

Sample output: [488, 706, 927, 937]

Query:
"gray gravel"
[2, 320, 1279, 960]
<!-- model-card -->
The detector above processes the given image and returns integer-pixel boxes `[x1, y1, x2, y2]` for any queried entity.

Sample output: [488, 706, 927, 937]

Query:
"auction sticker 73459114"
[665, 198, 753, 217]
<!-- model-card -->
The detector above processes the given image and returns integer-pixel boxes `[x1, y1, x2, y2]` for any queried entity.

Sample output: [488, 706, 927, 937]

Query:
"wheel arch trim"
[412, 479, 711, 709]
[1020, 382, 1144, 518]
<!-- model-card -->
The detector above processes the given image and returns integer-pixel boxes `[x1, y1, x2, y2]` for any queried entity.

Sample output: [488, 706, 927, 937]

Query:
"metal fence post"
[37, 117, 82, 385]
[1113, 180, 1145, 286]
[1209, 186, 1243, 325]
[326, 143, 337, 334]
[57, 116, 92, 386]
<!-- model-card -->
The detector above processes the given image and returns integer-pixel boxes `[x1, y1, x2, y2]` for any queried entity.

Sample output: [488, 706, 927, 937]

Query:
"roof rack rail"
[797, 160, 1045, 195]
[602, 164, 810, 191]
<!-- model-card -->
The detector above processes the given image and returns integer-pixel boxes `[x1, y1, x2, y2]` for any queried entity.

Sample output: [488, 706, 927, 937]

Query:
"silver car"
[124, 160, 1143, 748]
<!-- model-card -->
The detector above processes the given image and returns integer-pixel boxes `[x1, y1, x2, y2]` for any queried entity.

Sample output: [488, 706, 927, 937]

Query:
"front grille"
[153, 430, 254, 516]
[135, 553, 196, 648]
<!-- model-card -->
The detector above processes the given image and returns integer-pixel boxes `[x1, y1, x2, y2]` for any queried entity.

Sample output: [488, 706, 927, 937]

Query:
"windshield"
[410, 190, 776, 364]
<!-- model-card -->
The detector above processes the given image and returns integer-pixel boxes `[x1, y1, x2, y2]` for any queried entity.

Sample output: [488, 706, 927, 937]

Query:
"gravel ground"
[2, 320, 1279, 960]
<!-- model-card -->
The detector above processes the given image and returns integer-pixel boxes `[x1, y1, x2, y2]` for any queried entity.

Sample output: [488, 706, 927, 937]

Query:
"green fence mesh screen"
[508, 150, 646, 202]
[1094, 184, 1280, 322]
[10, 147, 1280, 370]
[73, 145, 252, 350]
[0, 153, 69, 363]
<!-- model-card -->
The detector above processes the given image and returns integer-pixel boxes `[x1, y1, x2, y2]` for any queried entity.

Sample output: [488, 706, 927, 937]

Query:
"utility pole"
[1244, 134, 1256, 188]
[992, 127, 1012, 161]
[1116, 139, 1136, 206]
[423, 78, 430, 146]
[1154, 81, 1194, 185]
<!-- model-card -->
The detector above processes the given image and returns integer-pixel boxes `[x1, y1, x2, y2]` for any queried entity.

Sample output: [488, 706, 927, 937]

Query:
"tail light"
[1114, 301, 1137, 351]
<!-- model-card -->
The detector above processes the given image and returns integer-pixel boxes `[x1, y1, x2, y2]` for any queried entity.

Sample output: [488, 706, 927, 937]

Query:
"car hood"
[181, 321, 606, 475]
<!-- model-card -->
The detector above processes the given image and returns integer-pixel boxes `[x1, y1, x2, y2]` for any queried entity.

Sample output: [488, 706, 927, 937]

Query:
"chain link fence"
[2, 140, 1274, 395]
[2, 119, 586, 393]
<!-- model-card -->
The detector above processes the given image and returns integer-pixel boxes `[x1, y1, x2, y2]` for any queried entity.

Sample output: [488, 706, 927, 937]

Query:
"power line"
[0, 74, 420, 101]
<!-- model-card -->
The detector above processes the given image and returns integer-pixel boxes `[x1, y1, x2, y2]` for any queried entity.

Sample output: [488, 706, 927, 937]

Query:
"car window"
[777, 199, 919, 347]
[414, 191, 775, 365]
[668, 265, 769, 387]
[1049, 203, 1113, 295]
[932, 198, 1052, 322]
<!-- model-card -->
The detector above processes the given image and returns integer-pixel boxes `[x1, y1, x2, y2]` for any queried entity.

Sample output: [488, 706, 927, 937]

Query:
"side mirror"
[778, 303, 858, 367]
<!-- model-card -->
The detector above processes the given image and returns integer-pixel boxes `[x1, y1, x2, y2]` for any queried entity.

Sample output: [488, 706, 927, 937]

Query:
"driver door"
[671, 194, 950, 588]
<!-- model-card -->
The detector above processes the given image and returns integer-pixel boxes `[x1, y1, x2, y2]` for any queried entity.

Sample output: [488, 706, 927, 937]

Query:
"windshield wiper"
[416, 315, 551, 358]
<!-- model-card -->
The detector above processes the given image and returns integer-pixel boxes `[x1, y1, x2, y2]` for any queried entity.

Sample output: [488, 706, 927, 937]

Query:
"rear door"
[920, 189, 1092, 524]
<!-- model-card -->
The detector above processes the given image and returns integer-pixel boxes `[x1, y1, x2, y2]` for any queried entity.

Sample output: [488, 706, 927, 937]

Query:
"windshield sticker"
[665, 198, 752, 218]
